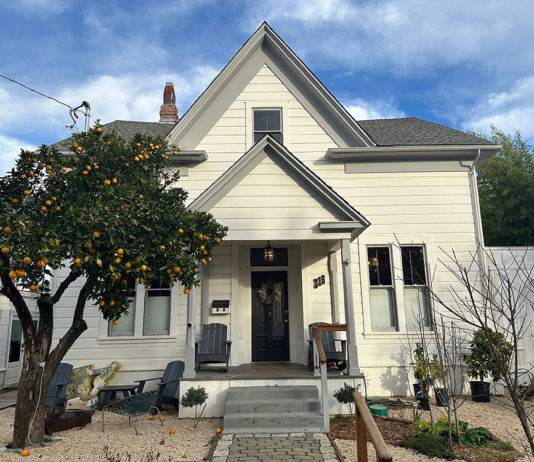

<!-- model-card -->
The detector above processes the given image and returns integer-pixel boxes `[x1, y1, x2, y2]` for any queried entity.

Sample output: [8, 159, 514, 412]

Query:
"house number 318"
[313, 275, 326, 289]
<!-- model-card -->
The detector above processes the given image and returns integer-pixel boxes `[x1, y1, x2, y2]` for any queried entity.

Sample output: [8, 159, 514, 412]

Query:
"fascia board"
[168, 150, 207, 164]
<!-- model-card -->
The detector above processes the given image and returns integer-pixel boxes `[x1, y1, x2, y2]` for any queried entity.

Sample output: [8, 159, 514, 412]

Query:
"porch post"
[183, 285, 197, 379]
[341, 238, 360, 376]
[328, 250, 340, 323]
[200, 265, 210, 326]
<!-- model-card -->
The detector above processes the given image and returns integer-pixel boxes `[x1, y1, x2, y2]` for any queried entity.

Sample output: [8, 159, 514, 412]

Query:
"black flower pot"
[470, 381, 490, 402]
[413, 383, 430, 410]
[434, 388, 448, 407]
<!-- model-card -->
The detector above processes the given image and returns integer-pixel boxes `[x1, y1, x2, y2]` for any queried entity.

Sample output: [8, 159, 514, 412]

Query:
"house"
[1, 23, 501, 418]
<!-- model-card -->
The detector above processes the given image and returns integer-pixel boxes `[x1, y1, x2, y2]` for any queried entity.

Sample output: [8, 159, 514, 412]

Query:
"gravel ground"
[0, 407, 221, 462]
[335, 396, 530, 461]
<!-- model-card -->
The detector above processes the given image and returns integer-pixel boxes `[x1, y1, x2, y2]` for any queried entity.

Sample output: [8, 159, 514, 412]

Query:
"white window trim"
[245, 101, 289, 151]
[359, 235, 435, 337]
[97, 282, 181, 343]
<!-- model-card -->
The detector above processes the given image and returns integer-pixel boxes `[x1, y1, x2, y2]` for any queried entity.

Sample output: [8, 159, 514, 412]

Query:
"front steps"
[223, 385, 325, 433]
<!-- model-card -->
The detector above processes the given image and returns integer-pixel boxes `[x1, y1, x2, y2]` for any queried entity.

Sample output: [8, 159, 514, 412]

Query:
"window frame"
[142, 281, 172, 336]
[367, 245, 399, 332]
[253, 108, 283, 144]
[401, 245, 432, 331]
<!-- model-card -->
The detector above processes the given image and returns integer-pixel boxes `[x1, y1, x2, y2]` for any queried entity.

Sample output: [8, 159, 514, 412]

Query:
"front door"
[251, 271, 289, 361]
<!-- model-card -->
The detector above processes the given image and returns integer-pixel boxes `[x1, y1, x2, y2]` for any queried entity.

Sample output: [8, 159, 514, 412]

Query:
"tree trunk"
[11, 294, 88, 448]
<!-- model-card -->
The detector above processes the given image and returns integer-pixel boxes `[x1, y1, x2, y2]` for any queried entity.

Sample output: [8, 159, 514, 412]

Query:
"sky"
[1, 0, 533, 173]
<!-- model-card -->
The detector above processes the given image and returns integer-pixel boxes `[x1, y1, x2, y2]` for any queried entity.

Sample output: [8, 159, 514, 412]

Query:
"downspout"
[469, 149, 488, 284]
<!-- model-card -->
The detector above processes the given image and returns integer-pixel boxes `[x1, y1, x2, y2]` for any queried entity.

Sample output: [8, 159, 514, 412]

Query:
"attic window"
[254, 109, 282, 144]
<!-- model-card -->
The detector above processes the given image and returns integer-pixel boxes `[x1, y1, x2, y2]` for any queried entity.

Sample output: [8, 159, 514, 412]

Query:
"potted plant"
[412, 344, 448, 408]
[464, 328, 512, 402]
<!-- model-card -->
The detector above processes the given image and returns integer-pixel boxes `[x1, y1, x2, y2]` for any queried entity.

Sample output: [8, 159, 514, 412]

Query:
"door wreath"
[257, 281, 281, 305]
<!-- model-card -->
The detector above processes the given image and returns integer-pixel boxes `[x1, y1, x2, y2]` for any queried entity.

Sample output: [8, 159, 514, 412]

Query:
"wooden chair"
[307, 322, 347, 370]
[46, 363, 73, 414]
[195, 323, 232, 371]
[135, 360, 184, 411]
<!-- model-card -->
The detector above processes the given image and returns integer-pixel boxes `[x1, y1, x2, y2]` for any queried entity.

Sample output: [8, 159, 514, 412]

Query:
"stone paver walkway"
[213, 433, 339, 462]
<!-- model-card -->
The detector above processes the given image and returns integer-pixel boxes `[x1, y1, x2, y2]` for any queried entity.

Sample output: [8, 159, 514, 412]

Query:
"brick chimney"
[159, 82, 179, 123]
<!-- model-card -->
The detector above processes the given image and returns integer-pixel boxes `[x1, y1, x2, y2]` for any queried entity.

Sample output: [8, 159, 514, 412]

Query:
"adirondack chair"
[135, 360, 184, 411]
[102, 391, 159, 434]
[307, 322, 347, 370]
[195, 323, 231, 371]
[46, 363, 73, 414]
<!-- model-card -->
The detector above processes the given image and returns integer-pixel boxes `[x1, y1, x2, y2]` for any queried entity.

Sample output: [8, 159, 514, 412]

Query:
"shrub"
[181, 386, 208, 427]
[464, 328, 512, 382]
[497, 440, 514, 451]
[333, 383, 358, 414]
[398, 432, 456, 459]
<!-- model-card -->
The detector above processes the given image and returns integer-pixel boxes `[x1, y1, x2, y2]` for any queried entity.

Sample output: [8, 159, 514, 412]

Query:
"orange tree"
[0, 126, 226, 448]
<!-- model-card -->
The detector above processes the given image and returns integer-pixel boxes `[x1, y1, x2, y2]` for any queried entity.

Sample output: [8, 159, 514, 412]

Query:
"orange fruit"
[169, 428, 175, 434]
[114, 258, 121, 264]
[23, 257, 31, 265]
[159, 245, 165, 251]
[61, 167, 67, 172]
[109, 301, 115, 307]
[136, 142, 141, 147]
[112, 179, 117, 184]
[41, 206, 47, 212]
[124, 262, 132, 269]
[82, 171, 88, 175]
[160, 416, 165, 422]
[134, 156, 140, 162]
[140, 264, 147, 271]
[202, 250, 208, 255]
[216, 238, 221, 243]
[42, 257, 48, 264]
[36, 260, 44, 268]
[139, 277, 144, 284]
[178, 229, 183, 234]
[216, 428, 221, 434]
[55, 206, 61, 211]
[146, 285, 151, 290]
[201, 259, 206, 265]
[198, 234, 203, 239]
[208, 257, 212, 262]
[1, 247, 9, 254]
[21, 449, 30, 456]
[116, 248, 124, 255]
[147, 272, 154, 279]
[29, 284, 36, 292]
[4, 226, 11, 234]
[104, 179, 111, 186]
[93, 231, 100, 238]
[183, 288, 189, 294]
[16, 270, 26, 277]
[97, 127, 103, 133]
[45, 200, 52, 206]
[113, 320, 118, 325]
[74, 258, 82, 267]
[12, 198, 19, 204]
[9, 271, 17, 279]
[173, 266, 180, 273]
[139, 194, 143, 199]
[24, 190, 30, 196]
[99, 301, 105, 307]
[148, 415, 154, 420]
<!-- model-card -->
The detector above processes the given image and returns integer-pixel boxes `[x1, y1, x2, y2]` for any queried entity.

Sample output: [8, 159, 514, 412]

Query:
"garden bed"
[331, 397, 524, 461]
[0, 407, 221, 461]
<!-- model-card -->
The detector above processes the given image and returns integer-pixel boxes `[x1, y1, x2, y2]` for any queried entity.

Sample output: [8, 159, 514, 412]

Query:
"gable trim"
[167, 22, 374, 149]
[188, 135, 370, 229]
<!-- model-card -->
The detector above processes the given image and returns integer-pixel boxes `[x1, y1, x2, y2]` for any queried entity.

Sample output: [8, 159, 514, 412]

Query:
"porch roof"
[188, 136, 370, 240]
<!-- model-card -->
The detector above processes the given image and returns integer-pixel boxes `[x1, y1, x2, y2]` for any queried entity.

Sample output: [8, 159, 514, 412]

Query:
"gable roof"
[358, 117, 493, 146]
[52, 120, 175, 152]
[167, 22, 374, 149]
[189, 135, 370, 231]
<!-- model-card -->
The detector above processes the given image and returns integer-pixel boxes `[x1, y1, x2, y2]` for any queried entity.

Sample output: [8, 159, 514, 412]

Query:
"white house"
[2, 23, 503, 419]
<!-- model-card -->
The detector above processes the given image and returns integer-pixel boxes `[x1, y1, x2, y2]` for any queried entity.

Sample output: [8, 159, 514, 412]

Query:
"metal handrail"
[352, 391, 392, 462]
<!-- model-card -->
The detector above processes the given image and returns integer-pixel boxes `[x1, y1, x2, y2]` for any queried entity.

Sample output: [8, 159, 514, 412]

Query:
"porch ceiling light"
[264, 241, 275, 263]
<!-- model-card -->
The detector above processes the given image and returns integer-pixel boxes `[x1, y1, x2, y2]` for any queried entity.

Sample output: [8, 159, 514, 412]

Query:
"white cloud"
[344, 98, 406, 120]
[245, 0, 534, 75]
[463, 76, 534, 139]
[3, 0, 71, 14]
[0, 134, 37, 175]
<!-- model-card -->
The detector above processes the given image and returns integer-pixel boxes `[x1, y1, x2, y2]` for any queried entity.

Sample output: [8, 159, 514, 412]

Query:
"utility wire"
[0, 73, 73, 109]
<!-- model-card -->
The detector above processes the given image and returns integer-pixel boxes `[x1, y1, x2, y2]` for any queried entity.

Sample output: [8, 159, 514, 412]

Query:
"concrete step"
[223, 385, 325, 433]
[225, 385, 319, 401]
[225, 398, 320, 414]
[223, 411, 325, 434]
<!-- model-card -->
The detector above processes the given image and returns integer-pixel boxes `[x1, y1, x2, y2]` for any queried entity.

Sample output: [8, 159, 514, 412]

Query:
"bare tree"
[429, 245, 534, 456]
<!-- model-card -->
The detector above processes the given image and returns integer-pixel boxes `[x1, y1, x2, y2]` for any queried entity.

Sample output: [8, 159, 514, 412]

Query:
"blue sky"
[1, 0, 533, 173]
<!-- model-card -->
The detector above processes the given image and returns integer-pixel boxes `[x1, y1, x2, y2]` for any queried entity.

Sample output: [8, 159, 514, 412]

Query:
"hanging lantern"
[264, 241, 274, 263]
[369, 257, 378, 267]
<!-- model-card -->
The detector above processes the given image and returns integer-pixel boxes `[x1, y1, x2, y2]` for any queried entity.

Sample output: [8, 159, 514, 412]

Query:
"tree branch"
[51, 270, 80, 304]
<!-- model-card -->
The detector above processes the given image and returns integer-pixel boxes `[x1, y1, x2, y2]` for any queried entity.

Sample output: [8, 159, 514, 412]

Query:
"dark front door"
[252, 271, 289, 361]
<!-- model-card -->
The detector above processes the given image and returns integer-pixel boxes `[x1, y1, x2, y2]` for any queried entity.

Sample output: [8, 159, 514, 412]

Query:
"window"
[253, 109, 282, 143]
[368, 247, 398, 331]
[143, 280, 171, 335]
[401, 246, 431, 329]
[108, 278, 137, 336]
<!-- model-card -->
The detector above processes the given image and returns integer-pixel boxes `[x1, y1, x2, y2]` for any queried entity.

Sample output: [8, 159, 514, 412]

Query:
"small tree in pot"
[413, 343, 444, 410]
[464, 328, 512, 402]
